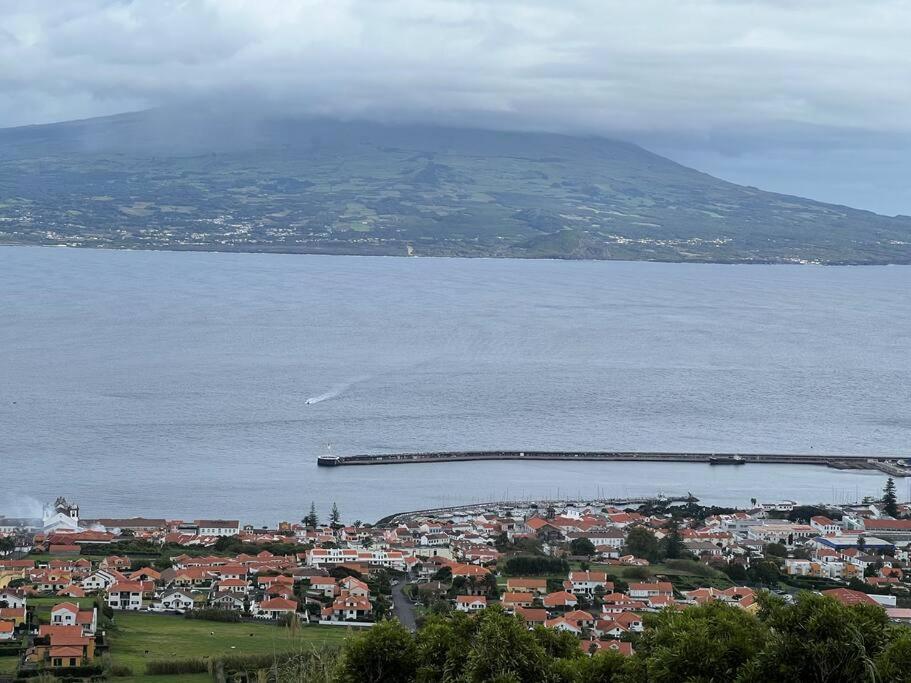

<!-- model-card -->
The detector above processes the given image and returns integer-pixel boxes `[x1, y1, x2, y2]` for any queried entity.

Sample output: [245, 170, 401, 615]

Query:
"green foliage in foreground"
[325, 593, 911, 683]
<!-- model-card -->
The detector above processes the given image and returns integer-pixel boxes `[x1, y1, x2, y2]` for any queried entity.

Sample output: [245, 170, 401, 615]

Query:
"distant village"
[2, 482, 911, 676]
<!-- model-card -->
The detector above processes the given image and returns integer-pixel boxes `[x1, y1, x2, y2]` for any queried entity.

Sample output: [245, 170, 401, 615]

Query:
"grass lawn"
[109, 613, 349, 677]
[0, 656, 19, 675]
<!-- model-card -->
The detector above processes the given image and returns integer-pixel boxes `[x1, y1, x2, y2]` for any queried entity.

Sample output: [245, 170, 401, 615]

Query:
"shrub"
[185, 608, 242, 622]
[146, 658, 209, 675]
[665, 559, 716, 577]
[109, 663, 133, 677]
[623, 566, 652, 580]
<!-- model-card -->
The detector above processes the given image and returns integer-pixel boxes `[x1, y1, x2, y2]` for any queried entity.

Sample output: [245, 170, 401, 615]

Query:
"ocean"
[1, 246, 909, 523]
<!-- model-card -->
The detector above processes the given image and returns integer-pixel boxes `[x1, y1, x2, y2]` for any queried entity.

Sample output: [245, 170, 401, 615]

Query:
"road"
[392, 582, 417, 631]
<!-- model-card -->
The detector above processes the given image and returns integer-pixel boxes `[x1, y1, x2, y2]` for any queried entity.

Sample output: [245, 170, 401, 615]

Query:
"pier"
[317, 450, 911, 476]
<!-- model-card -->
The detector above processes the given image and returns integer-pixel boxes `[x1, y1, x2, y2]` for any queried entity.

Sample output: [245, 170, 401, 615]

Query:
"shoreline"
[2, 241, 909, 266]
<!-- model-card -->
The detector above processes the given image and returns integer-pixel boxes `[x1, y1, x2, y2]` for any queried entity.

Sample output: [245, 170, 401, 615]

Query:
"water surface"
[1, 247, 909, 522]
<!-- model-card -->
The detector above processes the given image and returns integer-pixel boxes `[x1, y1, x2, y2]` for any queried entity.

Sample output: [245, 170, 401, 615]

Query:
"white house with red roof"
[254, 597, 298, 620]
[628, 582, 673, 600]
[542, 591, 578, 609]
[544, 616, 582, 633]
[324, 594, 372, 621]
[568, 571, 612, 595]
[810, 516, 841, 535]
[106, 581, 145, 610]
[455, 595, 487, 612]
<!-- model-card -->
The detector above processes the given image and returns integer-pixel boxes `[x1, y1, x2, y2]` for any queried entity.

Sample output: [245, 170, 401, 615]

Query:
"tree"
[336, 619, 418, 683]
[570, 537, 596, 557]
[462, 607, 552, 682]
[746, 559, 780, 586]
[883, 477, 899, 517]
[746, 591, 890, 682]
[662, 520, 686, 560]
[633, 600, 767, 683]
[303, 502, 318, 529]
[765, 543, 788, 558]
[857, 536, 867, 552]
[330, 502, 341, 528]
[625, 526, 661, 563]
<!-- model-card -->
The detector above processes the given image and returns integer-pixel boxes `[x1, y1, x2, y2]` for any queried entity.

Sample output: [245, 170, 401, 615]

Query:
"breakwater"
[318, 450, 911, 476]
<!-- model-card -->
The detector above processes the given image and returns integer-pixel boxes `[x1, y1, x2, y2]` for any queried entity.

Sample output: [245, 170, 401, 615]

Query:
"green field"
[109, 613, 348, 677]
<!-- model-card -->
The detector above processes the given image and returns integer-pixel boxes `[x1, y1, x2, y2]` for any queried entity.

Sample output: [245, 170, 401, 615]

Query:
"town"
[2, 479, 911, 680]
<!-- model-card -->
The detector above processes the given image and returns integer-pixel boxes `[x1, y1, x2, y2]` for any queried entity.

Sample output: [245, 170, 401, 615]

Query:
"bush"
[665, 559, 716, 577]
[109, 663, 133, 677]
[146, 658, 209, 675]
[185, 608, 242, 622]
[623, 566, 652, 580]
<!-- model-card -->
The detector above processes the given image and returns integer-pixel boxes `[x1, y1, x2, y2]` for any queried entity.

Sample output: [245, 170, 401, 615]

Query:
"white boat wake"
[305, 375, 370, 406]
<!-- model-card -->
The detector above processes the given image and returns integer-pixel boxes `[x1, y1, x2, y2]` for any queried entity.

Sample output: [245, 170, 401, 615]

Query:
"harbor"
[317, 450, 911, 477]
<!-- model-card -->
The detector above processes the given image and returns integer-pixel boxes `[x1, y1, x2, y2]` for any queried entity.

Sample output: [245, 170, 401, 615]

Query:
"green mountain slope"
[1, 110, 909, 263]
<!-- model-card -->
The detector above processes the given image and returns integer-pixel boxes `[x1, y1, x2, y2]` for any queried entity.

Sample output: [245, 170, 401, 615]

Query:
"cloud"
[1, 0, 909, 212]
[1, 0, 908, 133]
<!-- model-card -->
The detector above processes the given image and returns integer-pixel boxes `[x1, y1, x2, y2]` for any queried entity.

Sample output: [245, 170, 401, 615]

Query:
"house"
[583, 640, 634, 657]
[28, 625, 95, 668]
[157, 590, 196, 612]
[194, 520, 240, 537]
[215, 578, 250, 594]
[0, 607, 26, 627]
[0, 590, 26, 609]
[106, 581, 145, 610]
[49, 603, 80, 626]
[568, 571, 612, 595]
[254, 597, 298, 620]
[593, 619, 626, 639]
[614, 611, 644, 632]
[99, 556, 131, 571]
[81, 569, 123, 592]
[57, 585, 86, 598]
[822, 588, 881, 607]
[339, 576, 370, 598]
[308, 577, 338, 598]
[325, 594, 372, 621]
[543, 591, 578, 609]
[501, 592, 534, 610]
[544, 616, 582, 633]
[209, 592, 245, 611]
[515, 607, 548, 627]
[0, 621, 14, 641]
[810, 516, 841, 535]
[455, 595, 487, 612]
[563, 609, 596, 628]
[506, 578, 547, 594]
[628, 582, 674, 600]
[601, 593, 647, 614]
[567, 529, 626, 549]
[684, 540, 724, 557]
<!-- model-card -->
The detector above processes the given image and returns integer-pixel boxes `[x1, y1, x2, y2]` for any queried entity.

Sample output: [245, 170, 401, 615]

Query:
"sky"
[2, 0, 910, 214]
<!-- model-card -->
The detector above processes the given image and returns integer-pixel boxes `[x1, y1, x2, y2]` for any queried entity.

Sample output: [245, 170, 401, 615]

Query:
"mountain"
[1, 110, 909, 263]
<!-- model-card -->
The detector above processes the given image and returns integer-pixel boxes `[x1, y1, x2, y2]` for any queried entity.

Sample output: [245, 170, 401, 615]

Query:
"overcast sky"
[2, 0, 910, 214]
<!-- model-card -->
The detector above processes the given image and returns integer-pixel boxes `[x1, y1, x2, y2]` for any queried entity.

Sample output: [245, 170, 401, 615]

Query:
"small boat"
[709, 455, 746, 465]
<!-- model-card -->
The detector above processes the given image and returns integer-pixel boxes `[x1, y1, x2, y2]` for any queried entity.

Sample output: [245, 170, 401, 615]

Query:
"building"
[861, 519, 911, 540]
[194, 520, 240, 537]
[568, 571, 612, 595]
[254, 597, 298, 620]
[455, 595, 487, 612]
[106, 581, 145, 610]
